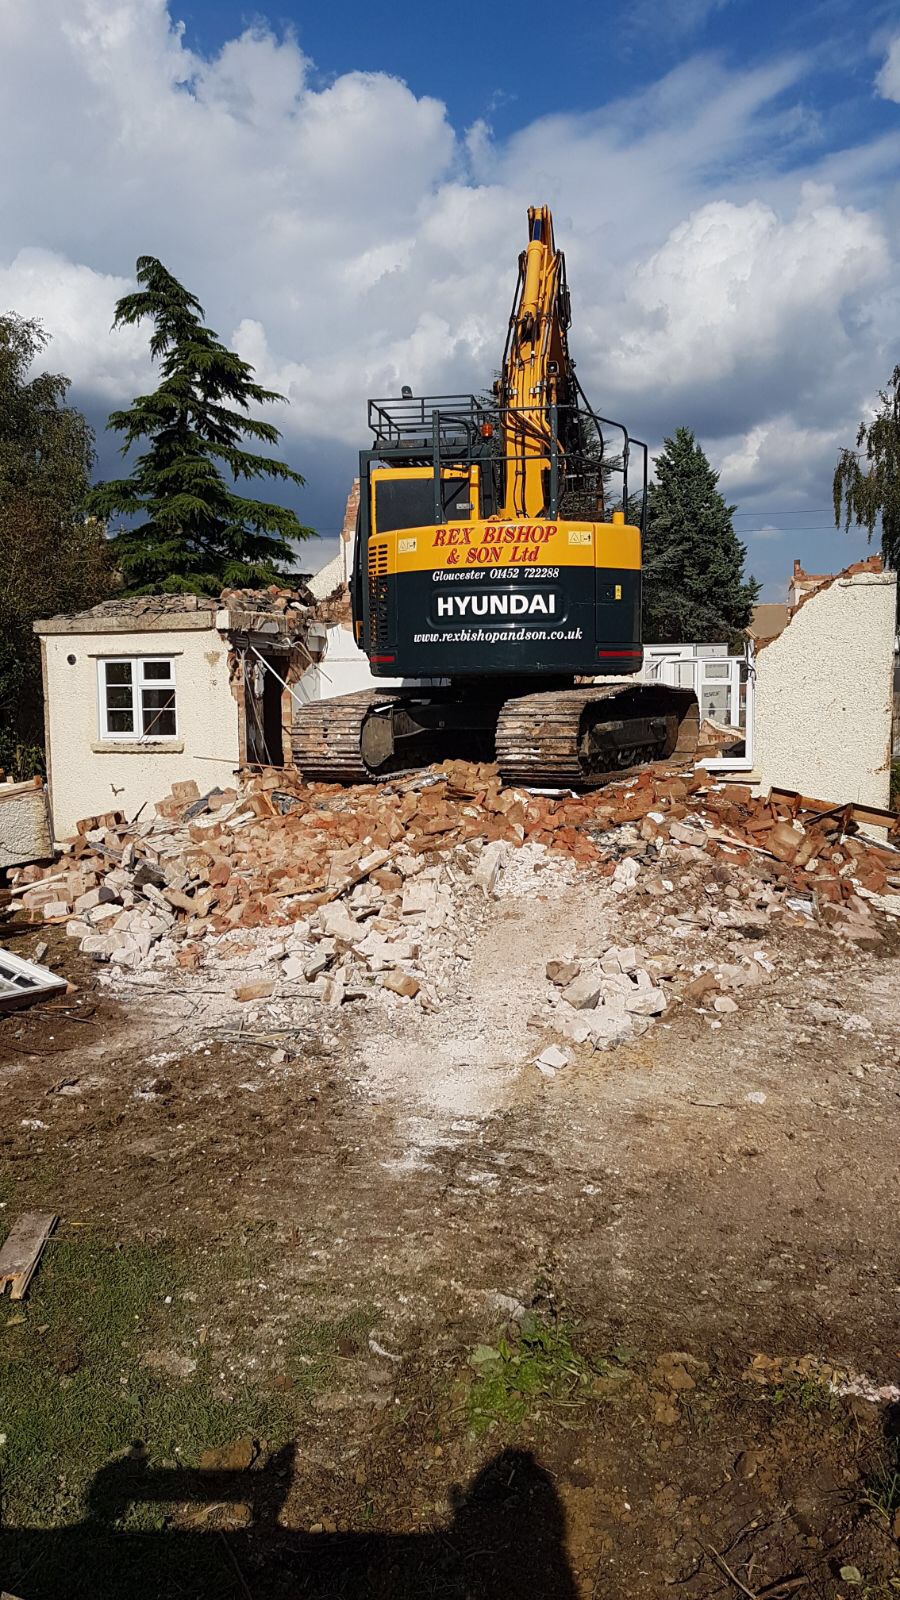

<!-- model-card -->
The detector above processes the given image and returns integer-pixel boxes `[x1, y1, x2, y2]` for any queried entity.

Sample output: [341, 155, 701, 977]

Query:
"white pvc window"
[98, 657, 177, 740]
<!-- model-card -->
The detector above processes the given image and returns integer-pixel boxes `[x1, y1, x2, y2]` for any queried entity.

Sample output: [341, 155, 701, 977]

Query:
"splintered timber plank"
[768, 787, 899, 831]
[0, 1212, 58, 1299]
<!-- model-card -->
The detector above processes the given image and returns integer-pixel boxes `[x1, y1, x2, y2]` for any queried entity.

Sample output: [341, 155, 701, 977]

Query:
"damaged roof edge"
[34, 611, 219, 636]
[754, 555, 891, 653]
[32, 582, 322, 638]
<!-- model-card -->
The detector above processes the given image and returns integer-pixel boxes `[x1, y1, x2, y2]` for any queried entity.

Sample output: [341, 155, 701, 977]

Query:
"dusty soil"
[1, 845, 900, 1599]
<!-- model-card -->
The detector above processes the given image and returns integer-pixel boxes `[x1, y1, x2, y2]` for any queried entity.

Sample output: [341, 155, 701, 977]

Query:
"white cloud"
[716, 414, 850, 499]
[0, 0, 896, 561]
[0, 249, 149, 399]
[602, 185, 888, 431]
[627, 0, 733, 40]
[876, 34, 900, 102]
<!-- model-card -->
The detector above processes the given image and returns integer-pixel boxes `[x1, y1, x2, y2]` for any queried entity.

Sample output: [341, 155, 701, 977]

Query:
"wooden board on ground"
[0, 1212, 58, 1299]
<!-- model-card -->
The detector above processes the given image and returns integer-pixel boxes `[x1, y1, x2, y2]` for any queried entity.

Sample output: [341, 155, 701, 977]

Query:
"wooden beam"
[0, 1213, 58, 1299]
[768, 787, 899, 834]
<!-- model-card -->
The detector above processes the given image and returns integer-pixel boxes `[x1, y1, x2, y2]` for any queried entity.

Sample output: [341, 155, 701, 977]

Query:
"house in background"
[788, 558, 832, 610]
[747, 602, 790, 647]
[30, 482, 392, 845]
[643, 555, 896, 807]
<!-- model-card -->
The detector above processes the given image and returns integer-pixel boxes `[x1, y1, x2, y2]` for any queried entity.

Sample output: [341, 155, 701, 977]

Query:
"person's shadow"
[0, 1444, 578, 1598]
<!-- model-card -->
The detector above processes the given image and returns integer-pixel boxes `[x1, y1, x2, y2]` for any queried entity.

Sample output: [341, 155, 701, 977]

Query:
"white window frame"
[641, 643, 755, 771]
[97, 656, 179, 742]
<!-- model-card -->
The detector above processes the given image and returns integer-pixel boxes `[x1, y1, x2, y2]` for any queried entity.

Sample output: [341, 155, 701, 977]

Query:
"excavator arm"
[499, 206, 574, 518]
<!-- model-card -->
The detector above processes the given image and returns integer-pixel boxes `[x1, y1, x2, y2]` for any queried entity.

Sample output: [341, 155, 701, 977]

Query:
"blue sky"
[177, 0, 897, 149]
[1, 0, 899, 597]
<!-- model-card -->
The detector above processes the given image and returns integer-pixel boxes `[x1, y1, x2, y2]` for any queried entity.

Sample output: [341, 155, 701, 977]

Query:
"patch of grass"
[287, 1306, 376, 1396]
[838, 1576, 900, 1598]
[0, 1234, 296, 1528]
[769, 1374, 840, 1414]
[465, 1312, 612, 1435]
[862, 1451, 900, 1527]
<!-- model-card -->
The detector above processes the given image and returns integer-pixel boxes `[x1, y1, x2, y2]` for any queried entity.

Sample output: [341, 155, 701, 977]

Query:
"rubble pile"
[6, 763, 536, 980]
[540, 942, 669, 1059]
[218, 582, 315, 614]
[7, 758, 899, 1052]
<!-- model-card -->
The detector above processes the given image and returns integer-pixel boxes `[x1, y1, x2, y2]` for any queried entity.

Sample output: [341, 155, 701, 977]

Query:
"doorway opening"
[244, 653, 286, 766]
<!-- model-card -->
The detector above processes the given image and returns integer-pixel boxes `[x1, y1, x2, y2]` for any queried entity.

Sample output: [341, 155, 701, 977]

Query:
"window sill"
[91, 740, 184, 755]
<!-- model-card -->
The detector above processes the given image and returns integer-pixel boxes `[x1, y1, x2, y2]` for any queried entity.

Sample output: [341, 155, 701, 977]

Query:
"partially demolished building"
[33, 588, 325, 839]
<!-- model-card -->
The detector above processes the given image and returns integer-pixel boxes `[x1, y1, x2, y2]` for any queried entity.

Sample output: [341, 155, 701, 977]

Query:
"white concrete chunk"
[401, 879, 436, 917]
[624, 987, 667, 1016]
[314, 973, 346, 1005]
[612, 858, 640, 893]
[74, 885, 117, 914]
[561, 967, 605, 1010]
[535, 1045, 570, 1071]
[85, 902, 121, 927]
[317, 902, 360, 943]
[473, 840, 510, 898]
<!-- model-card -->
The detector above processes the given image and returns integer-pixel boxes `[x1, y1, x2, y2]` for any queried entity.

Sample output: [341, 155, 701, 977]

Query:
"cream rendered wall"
[0, 782, 53, 868]
[42, 626, 240, 838]
[306, 550, 346, 600]
[299, 621, 403, 701]
[754, 569, 896, 808]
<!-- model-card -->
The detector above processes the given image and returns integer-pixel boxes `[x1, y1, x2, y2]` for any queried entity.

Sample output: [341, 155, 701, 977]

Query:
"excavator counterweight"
[293, 208, 698, 785]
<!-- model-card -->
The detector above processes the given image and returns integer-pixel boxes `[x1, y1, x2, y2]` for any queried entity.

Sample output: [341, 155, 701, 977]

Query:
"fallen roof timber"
[0, 1213, 58, 1299]
[768, 787, 899, 837]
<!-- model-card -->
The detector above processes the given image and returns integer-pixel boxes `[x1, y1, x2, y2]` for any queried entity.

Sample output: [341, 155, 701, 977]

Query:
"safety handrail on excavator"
[367, 397, 646, 526]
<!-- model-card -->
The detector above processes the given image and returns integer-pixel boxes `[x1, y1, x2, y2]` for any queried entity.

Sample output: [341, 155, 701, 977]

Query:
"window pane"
[142, 660, 172, 680]
[141, 688, 176, 737]
[106, 707, 134, 733]
[104, 661, 133, 686]
[702, 688, 730, 722]
[105, 686, 133, 711]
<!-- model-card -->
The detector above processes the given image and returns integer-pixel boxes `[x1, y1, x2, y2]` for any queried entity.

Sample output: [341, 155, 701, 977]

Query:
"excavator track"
[495, 684, 699, 787]
[294, 683, 699, 789]
[292, 690, 406, 784]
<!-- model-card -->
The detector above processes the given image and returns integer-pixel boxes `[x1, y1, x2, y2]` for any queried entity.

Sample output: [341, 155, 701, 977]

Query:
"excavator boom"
[500, 205, 572, 518]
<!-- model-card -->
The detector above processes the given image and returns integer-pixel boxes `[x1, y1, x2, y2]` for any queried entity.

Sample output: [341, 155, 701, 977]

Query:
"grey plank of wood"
[0, 1212, 58, 1299]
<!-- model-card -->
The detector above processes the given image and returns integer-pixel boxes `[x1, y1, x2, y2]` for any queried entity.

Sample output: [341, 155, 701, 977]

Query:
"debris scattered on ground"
[0, 1213, 58, 1300]
[533, 1044, 570, 1076]
[743, 1352, 900, 1405]
[6, 757, 899, 1065]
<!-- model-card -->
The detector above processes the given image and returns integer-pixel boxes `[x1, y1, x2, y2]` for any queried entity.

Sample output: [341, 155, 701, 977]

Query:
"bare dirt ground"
[2, 843, 900, 1598]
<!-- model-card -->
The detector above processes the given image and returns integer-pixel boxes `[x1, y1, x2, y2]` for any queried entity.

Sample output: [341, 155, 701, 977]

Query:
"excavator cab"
[350, 387, 647, 682]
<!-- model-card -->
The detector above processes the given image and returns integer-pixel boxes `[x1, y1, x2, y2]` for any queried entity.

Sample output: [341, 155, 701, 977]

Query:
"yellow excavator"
[293, 206, 697, 785]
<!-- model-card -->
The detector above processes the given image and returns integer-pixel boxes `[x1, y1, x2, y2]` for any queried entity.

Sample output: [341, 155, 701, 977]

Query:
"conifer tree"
[87, 257, 313, 593]
[642, 427, 758, 644]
